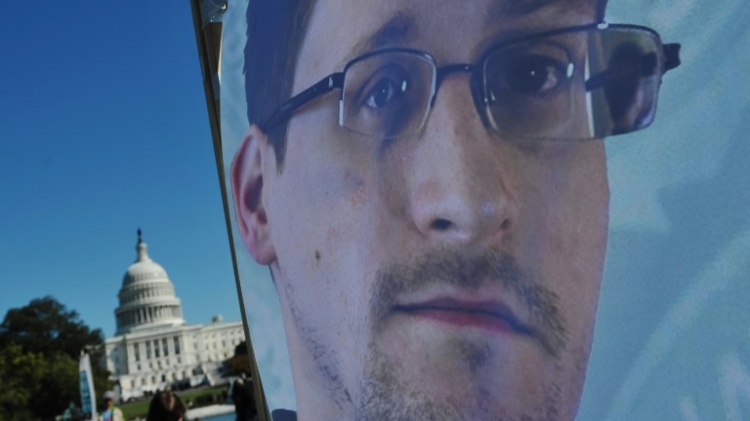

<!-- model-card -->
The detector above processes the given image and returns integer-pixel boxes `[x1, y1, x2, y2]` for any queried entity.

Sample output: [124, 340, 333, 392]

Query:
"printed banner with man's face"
[212, 0, 750, 419]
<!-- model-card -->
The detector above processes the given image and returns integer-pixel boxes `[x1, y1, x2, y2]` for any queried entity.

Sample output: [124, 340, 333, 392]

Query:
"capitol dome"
[114, 230, 185, 335]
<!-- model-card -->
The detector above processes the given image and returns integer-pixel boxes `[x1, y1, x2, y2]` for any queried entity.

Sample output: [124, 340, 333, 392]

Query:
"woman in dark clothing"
[146, 388, 186, 421]
[231, 378, 257, 421]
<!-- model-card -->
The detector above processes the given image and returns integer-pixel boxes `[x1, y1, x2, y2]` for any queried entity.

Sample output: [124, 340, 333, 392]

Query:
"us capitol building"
[101, 231, 243, 401]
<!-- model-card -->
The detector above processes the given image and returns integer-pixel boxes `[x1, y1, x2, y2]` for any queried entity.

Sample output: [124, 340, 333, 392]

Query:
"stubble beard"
[357, 350, 567, 421]
[286, 247, 585, 421]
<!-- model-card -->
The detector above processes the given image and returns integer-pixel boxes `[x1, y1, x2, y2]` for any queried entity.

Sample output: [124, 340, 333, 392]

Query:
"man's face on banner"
[234, 0, 608, 419]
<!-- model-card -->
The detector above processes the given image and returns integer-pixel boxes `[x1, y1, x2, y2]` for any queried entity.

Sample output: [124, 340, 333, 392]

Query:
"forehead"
[294, 0, 597, 89]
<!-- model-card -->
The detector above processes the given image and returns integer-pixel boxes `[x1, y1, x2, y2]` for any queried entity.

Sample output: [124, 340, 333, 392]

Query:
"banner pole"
[189, 1, 271, 420]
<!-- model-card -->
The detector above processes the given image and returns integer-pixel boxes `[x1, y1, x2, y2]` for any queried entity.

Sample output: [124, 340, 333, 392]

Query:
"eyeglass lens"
[339, 26, 664, 141]
[342, 51, 436, 138]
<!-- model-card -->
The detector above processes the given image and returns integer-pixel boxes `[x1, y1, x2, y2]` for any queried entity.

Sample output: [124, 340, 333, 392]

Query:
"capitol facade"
[101, 231, 243, 401]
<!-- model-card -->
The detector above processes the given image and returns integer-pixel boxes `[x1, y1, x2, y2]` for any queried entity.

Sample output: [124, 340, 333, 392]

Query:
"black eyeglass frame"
[258, 22, 681, 137]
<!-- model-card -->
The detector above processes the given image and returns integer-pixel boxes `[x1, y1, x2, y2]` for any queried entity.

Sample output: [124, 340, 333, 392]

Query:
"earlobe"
[231, 125, 277, 265]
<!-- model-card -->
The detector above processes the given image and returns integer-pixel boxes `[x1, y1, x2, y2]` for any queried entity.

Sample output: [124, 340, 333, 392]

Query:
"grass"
[119, 385, 229, 420]
[120, 399, 151, 420]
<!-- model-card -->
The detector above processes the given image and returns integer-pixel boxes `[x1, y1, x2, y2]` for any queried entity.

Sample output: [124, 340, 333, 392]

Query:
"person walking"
[146, 387, 186, 421]
[100, 391, 123, 421]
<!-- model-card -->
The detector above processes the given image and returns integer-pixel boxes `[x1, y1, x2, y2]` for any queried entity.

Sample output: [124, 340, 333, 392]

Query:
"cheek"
[546, 147, 608, 256]
[522, 142, 609, 336]
[272, 109, 371, 246]
[273, 169, 369, 279]
[268, 115, 380, 317]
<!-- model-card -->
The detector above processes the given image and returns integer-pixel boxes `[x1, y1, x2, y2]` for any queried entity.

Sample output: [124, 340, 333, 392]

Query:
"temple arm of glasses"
[260, 73, 345, 133]
[663, 43, 681, 72]
[585, 42, 681, 92]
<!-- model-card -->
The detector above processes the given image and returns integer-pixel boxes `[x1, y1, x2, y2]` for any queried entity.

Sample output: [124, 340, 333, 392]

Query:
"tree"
[0, 296, 111, 420]
[0, 343, 44, 421]
[0, 296, 103, 360]
[28, 351, 80, 420]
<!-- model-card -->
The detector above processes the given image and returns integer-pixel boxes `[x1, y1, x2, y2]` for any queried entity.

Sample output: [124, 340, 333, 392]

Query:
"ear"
[231, 125, 277, 265]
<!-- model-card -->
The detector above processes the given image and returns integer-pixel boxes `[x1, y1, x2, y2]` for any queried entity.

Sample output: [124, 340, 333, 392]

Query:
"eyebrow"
[342, 12, 417, 66]
[341, 0, 562, 67]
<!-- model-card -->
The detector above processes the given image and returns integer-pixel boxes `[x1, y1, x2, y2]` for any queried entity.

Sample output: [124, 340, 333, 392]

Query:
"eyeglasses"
[260, 23, 681, 141]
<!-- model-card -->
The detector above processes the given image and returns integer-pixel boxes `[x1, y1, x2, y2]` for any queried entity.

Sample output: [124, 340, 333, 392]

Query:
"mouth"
[392, 297, 534, 337]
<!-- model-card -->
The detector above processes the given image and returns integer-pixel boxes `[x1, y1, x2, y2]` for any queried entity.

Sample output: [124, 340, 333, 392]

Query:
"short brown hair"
[244, 0, 317, 168]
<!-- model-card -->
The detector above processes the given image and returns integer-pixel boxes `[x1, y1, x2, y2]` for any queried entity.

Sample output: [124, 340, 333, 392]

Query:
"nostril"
[431, 218, 453, 231]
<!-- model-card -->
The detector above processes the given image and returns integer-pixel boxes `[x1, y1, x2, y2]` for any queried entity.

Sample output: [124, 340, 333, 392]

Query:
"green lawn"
[120, 398, 151, 420]
[119, 386, 229, 420]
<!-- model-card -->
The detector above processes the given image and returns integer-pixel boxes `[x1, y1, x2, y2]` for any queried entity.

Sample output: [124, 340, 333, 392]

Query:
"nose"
[408, 75, 518, 245]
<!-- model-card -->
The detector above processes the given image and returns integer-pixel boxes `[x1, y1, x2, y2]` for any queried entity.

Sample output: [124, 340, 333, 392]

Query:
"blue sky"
[0, 1, 240, 337]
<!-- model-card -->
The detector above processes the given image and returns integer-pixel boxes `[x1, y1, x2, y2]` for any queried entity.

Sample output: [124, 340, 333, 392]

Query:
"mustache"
[371, 248, 568, 358]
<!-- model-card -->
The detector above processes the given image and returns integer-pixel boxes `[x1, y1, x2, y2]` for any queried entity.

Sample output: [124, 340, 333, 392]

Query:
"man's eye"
[364, 77, 406, 109]
[498, 55, 567, 95]
[346, 60, 421, 137]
